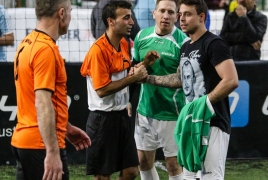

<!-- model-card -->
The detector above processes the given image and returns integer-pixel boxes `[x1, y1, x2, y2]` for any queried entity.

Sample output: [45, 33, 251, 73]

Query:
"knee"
[139, 158, 152, 169]
[124, 167, 139, 179]
[166, 161, 178, 171]
[166, 159, 182, 175]
[138, 156, 155, 170]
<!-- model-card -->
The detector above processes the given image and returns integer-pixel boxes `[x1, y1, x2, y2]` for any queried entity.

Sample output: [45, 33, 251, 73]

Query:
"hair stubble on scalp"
[102, 1, 132, 28]
[35, 0, 68, 20]
[178, 0, 208, 17]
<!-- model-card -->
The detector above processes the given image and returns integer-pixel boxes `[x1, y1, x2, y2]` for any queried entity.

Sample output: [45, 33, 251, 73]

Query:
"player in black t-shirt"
[136, 0, 239, 179]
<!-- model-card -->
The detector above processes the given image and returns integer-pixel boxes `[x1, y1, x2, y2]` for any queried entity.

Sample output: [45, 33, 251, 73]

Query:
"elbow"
[230, 78, 239, 92]
[8, 39, 14, 46]
[6, 33, 15, 45]
[97, 93, 105, 98]
[234, 79, 239, 89]
[96, 90, 106, 98]
[10, 38, 14, 45]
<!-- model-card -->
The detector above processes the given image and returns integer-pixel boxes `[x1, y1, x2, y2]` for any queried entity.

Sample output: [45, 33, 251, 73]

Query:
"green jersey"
[174, 95, 215, 172]
[133, 26, 188, 121]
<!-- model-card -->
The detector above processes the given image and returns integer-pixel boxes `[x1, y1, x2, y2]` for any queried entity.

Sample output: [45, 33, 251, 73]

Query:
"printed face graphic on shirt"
[182, 61, 196, 102]
[180, 50, 206, 104]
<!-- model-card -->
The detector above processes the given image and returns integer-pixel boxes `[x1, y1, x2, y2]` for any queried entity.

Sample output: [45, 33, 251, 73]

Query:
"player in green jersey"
[132, 0, 189, 179]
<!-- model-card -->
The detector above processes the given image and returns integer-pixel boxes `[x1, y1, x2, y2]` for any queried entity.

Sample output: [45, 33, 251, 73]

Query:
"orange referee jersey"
[11, 29, 68, 149]
[80, 33, 131, 90]
[80, 33, 131, 111]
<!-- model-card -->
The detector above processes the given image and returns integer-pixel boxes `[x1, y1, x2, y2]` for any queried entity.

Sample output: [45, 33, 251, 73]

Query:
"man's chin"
[60, 29, 68, 36]
[181, 28, 188, 33]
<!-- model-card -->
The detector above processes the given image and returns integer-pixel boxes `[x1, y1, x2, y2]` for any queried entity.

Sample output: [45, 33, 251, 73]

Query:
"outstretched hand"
[66, 123, 91, 151]
[133, 64, 148, 82]
[143, 51, 160, 68]
[128, 62, 143, 76]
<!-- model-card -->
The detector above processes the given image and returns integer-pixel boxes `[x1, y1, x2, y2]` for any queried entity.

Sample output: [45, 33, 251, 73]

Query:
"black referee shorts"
[86, 110, 139, 175]
[11, 146, 69, 180]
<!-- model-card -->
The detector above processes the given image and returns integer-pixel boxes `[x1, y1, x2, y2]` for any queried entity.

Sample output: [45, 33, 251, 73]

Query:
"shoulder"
[203, 32, 232, 61]
[91, 36, 107, 52]
[204, 31, 223, 44]
[33, 32, 58, 52]
[255, 11, 268, 20]
[200, 32, 230, 54]
[174, 28, 186, 36]
[136, 26, 155, 39]
[173, 28, 189, 42]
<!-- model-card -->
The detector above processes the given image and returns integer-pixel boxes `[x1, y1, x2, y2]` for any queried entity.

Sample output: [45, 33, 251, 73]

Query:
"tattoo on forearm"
[147, 72, 181, 88]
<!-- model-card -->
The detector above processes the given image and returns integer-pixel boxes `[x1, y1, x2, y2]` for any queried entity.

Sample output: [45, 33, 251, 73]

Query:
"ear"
[58, 7, 65, 20]
[152, 10, 156, 20]
[200, 12, 206, 23]
[107, 17, 114, 27]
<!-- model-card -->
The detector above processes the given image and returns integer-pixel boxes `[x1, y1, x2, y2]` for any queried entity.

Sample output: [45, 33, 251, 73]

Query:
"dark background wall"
[1, 61, 268, 165]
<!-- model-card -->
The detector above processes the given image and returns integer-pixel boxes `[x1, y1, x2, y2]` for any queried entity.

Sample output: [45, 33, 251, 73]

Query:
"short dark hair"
[35, 0, 68, 20]
[178, 0, 208, 17]
[156, 0, 179, 10]
[102, 1, 132, 28]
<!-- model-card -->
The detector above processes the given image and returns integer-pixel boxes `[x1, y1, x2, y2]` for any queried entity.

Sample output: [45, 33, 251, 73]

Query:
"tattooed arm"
[146, 66, 182, 88]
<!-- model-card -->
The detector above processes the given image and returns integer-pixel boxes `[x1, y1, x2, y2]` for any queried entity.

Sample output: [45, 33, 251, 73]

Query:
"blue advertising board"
[229, 80, 249, 128]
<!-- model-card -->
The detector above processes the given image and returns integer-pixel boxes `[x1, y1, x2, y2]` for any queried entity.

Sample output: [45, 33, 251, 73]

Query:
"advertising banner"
[0, 63, 89, 165]
[227, 61, 268, 158]
[1, 62, 268, 165]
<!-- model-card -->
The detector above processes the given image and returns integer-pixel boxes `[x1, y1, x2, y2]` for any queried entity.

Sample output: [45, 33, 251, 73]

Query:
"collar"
[104, 32, 121, 52]
[34, 29, 56, 43]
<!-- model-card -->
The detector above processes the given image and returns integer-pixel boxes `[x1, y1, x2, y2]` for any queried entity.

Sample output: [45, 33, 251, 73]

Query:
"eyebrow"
[122, 14, 131, 18]
[159, 8, 176, 11]
[179, 11, 192, 14]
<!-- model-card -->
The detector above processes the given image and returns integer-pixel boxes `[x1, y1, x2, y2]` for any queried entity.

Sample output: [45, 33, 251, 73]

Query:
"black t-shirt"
[179, 31, 233, 134]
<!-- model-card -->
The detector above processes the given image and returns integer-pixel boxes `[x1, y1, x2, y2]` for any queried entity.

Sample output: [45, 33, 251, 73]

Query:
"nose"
[180, 14, 185, 21]
[163, 11, 169, 19]
[129, 17, 134, 25]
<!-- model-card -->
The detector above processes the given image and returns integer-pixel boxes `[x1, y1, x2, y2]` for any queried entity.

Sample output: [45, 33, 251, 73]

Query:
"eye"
[123, 15, 131, 20]
[168, 10, 175, 15]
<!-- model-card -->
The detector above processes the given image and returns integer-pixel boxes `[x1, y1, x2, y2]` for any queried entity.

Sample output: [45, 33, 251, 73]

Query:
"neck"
[106, 30, 123, 51]
[36, 17, 60, 41]
[155, 26, 173, 36]
[189, 25, 207, 43]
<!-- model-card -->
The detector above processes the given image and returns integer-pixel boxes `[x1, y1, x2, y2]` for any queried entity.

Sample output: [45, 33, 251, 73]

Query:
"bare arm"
[35, 90, 62, 180]
[96, 64, 147, 98]
[208, 59, 239, 104]
[146, 66, 182, 88]
[0, 32, 14, 46]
